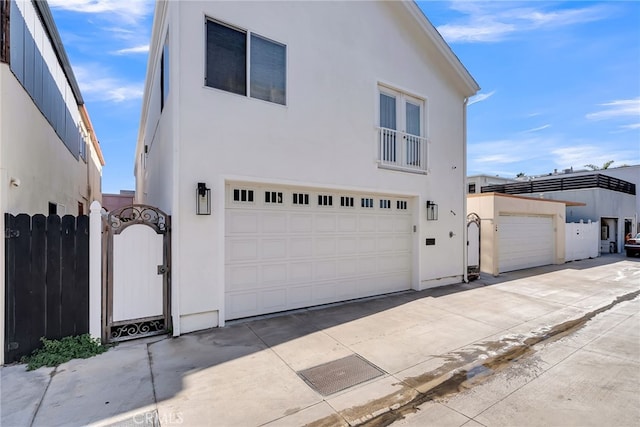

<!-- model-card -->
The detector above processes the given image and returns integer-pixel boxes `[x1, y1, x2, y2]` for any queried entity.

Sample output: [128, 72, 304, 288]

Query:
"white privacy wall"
[565, 221, 600, 262]
[137, 1, 478, 333]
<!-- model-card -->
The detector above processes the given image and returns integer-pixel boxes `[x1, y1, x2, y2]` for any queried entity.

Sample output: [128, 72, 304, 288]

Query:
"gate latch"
[157, 265, 168, 275]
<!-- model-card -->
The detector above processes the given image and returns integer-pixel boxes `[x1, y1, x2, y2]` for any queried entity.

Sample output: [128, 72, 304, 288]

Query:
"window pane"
[380, 94, 396, 129]
[406, 101, 421, 136]
[250, 34, 286, 105]
[206, 20, 246, 95]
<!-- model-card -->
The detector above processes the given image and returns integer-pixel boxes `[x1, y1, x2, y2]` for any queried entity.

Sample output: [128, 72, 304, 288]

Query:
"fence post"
[89, 201, 102, 341]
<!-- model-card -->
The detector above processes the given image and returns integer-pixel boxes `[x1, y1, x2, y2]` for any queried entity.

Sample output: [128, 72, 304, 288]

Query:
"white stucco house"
[0, 0, 104, 364]
[135, 0, 479, 334]
[0, 0, 104, 216]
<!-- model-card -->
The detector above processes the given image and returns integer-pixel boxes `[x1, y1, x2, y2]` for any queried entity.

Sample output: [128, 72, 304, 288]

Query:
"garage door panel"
[263, 289, 287, 310]
[262, 213, 287, 233]
[228, 211, 259, 233]
[315, 260, 336, 280]
[226, 186, 413, 320]
[262, 263, 288, 285]
[358, 256, 378, 274]
[315, 237, 336, 256]
[359, 216, 377, 232]
[291, 238, 313, 257]
[499, 215, 553, 273]
[316, 214, 336, 232]
[336, 259, 358, 276]
[377, 236, 395, 252]
[338, 215, 358, 232]
[359, 237, 377, 253]
[289, 285, 312, 305]
[227, 265, 258, 290]
[378, 216, 395, 232]
[227, 239, 259, 262]
[394, 217, 411, 232]
[261, 239, 287, 260]
[290, 214, 313, 232]
[290, 262, 312, 282]
[337, 237, 358, 255]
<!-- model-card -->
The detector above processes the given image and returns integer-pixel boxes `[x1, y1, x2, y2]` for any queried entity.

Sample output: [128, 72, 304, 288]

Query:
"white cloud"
[468, 90, 496, 105]
[74, 65, 143, 103]
[438, 22, 515, 43]
[438, 2, 610, 43]
[522, 124, 551, 133]
[619, 123, 640, 130]
[585, 98, 640, 121]
[113, 44, 149, 55]
[48, 0, 153, 24]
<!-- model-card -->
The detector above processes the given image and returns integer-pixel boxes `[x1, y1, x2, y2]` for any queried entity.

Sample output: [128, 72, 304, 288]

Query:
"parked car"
[625, 233, 640, 257]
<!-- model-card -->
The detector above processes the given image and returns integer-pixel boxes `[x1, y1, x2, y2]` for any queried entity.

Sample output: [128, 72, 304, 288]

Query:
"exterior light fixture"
[426, 200, 438, 221]
[196, 182, 211, 215]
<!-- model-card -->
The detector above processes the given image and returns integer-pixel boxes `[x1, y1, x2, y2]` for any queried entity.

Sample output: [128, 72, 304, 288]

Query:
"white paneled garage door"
[225, 184, 413, 320]
[498, 214, 554, 273]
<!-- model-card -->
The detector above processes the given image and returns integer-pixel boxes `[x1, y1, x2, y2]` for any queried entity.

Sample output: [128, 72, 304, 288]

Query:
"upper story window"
[377, 85, 427, 173]
[205, 19, 286, 105]
[468, 183, 476, 194]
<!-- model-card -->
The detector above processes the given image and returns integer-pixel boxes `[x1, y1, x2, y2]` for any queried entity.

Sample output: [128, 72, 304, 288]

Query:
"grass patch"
[21, 334, 108, 371]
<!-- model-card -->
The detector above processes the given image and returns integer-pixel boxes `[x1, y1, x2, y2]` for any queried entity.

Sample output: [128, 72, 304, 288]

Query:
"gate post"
[89, 201, 102, 341]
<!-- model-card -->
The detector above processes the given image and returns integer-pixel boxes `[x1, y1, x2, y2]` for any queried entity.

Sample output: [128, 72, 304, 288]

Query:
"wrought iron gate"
[467, 212, 481, 281]
[103, 205, 171, 342]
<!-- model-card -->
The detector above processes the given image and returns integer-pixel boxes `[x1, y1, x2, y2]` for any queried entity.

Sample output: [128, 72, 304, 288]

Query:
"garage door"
[498, 215, 554, 273]
[225, 184, 413, 320]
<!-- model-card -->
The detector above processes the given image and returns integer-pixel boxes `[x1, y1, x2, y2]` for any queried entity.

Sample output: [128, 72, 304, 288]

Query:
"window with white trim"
[378, 85, 426, 170]
[205, 19, 286, 105]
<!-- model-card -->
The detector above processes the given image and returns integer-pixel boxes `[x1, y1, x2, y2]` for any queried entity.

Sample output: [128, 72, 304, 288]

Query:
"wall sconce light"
[196, 182, 211, 215]
[426, 200, 438, 221]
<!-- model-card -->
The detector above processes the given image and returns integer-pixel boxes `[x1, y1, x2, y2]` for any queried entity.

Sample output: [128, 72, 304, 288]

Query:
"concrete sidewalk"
[2, 254, 639, 427]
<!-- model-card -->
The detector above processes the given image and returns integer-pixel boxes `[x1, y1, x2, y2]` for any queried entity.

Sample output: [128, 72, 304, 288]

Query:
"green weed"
[21, 334, 108, 371]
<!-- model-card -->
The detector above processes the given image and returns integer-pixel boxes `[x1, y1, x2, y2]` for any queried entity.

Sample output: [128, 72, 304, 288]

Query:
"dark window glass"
[206, 20, 246, 95]
[250, 34, 286, 105]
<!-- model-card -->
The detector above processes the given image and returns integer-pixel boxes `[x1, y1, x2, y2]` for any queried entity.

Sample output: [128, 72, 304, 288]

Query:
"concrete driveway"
[2, 254, 639, 427]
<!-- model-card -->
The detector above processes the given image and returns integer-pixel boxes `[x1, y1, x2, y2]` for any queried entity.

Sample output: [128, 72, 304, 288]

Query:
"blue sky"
[48, 0, 640, 193]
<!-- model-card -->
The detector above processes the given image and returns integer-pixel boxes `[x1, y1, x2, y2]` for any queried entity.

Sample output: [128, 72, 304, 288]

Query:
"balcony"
[377, 127, 428, 173]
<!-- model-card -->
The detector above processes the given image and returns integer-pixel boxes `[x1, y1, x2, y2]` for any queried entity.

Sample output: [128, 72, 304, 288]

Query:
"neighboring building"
[135, 1, 479, 334]
[467, 193, 587, 276]
[0, 0, 104, 215]
[467, 174, 516, 194]
[102, 190, 135, 212]
[1, 0, 104, 364]
[482, 165, 638, 254]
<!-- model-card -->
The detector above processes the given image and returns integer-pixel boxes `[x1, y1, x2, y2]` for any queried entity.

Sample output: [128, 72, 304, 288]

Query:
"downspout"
[463, 97, 469, 283]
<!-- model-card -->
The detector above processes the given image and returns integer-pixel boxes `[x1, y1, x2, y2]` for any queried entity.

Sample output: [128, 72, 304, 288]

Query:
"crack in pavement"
[306, 289, 640, 427]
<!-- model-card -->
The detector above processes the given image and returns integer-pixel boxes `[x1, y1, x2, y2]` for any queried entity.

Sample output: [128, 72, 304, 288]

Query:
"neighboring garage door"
[225, 184, 413, 320]
[498, 214, 554, 273]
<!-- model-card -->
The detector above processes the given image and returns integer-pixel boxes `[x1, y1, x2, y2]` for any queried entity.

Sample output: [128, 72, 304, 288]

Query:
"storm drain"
[297, 354, 385, 396]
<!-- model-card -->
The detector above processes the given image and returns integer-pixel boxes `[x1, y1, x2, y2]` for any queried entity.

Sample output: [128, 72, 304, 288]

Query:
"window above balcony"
[377, 85, 428, 173]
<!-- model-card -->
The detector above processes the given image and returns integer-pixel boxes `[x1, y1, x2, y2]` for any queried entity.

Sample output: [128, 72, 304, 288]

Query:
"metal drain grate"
[297, 354, 385, 396]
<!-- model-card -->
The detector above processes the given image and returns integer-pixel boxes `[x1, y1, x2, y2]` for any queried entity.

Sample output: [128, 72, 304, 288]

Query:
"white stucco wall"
[0, 66, 97, 215]
[137, 1, 478, 333]
[1, 0, 102, 215]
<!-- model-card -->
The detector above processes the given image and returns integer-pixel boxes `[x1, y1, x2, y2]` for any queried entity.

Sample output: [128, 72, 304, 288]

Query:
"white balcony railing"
[377, 127, 428, 173]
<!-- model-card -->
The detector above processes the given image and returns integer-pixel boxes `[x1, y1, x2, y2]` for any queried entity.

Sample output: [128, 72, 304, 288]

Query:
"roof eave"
[401, 1, 480, 97]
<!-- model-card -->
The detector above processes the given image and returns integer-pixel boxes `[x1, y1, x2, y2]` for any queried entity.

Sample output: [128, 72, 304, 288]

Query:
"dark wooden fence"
[482, 174, 636, 196]
[4, 213, 89, 363]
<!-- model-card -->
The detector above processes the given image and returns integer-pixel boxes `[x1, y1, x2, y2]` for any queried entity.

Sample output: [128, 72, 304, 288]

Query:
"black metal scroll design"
[107, 204, 169, 235]
[110, 319, 166, 341]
